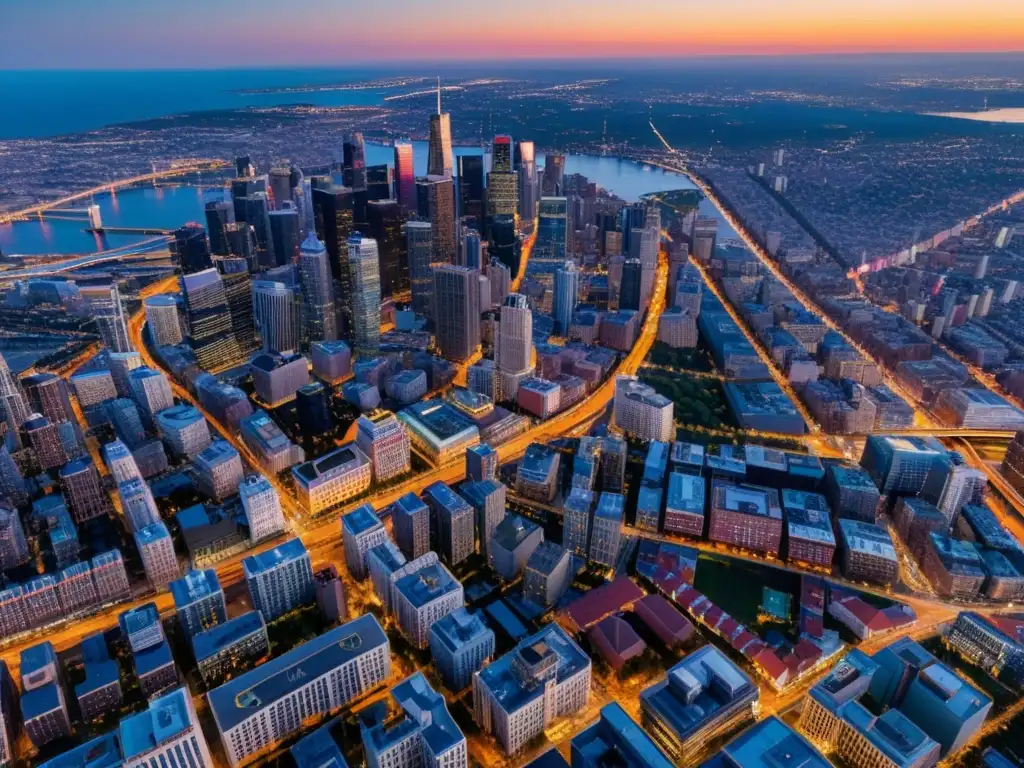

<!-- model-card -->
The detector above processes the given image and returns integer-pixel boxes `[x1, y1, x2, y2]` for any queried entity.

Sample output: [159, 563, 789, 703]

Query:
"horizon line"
[3, 49, 1024, 73]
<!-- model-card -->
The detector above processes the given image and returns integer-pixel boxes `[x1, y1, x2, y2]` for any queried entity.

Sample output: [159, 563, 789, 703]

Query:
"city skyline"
[2, 0, 1024, 69]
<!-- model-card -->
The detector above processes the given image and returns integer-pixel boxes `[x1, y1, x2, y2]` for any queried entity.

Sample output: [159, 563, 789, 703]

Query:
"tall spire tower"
[0, 352, 31, 430]
[428, 76, 454, 179]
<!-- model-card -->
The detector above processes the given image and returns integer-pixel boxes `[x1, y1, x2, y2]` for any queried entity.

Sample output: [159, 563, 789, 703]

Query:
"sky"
[1, 0, 1023, 68]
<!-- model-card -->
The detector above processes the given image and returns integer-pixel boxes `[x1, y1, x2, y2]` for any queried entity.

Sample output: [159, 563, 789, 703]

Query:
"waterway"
[0, 143, 733, 257]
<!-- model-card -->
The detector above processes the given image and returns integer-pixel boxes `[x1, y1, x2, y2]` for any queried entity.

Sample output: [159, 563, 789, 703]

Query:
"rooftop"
[837, 520, 898, 561]
[208, 614, 387, 733]
[639, 646, 757, 742]
[572, 702, 674, 768]
[596, 492, 625, 521]
[169, 569, 221, 608]
[242, 537, 308, 577]
[525, 541, 570, 577]
[120, 688, 197, 760]
[492, 514, 541, 552]
[712, 480, 782, 520]
[564, 577, 644, 630]
[667, 472, 706, 515]
[398, 399, 477, 441]
[839, 701, 938, 767]
[703, 716, 831, 768]
[37, 733, 122, 768]
[193, 611, 267, 662]
[293, 444, 369, 485]
[291, 720, 348, 768]
[394, 561, 461, 609]
[342, 503, 384, 537]
[430, 608, 493, 654]
[193, 439, 239, 466]
[476, 624, 590, 715]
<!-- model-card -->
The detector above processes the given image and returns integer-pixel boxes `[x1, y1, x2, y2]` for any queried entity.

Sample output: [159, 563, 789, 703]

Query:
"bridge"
[0, 159, 230, 225]
[0, 237, 172, 283]
[85, 227, 171, 236]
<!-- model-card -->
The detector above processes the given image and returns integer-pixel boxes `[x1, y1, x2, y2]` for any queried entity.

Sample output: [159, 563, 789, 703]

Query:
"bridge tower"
[87, 204, 103, 230]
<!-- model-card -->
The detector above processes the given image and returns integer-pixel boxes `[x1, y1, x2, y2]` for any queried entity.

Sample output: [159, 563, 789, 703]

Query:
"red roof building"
[564, 576, 644, 631]
[633, 595, 695, 647]
[589, 615, 647, 671]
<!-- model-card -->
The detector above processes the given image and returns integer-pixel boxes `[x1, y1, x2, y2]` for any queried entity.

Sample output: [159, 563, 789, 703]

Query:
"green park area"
[639, 369, 735, 431]
[645, 340, 715, 373]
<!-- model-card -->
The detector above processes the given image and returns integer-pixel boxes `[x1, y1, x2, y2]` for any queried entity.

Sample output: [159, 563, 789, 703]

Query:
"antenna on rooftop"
[437, 76, 442, 114]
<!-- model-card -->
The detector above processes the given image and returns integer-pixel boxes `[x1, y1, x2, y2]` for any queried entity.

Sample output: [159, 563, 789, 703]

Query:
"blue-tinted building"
[361, 672, 467, 768]
[572, 702, 674, 768]
[835, 703, 939, 768]
[798, 649, 879, 745]
[393, 492, 430, 560]
[120, 687, 213, 768]
[639, 647, 758, 764]
[170, 568, 227, 638]
[193, 611, 269, 685]
[724, 381, 806, 435]
[860, 436, 946, 495]
[38, 732, 122, 768]
[423, 481, 475, 567]
[242, 538, 314, 621]
[291, 718, 348, 768]
[430, 608, 495, 691]
[75, 634, 121, 721]
[701, 716, 831, 768]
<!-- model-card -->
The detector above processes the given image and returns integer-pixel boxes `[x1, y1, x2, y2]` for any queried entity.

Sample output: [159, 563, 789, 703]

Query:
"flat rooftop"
[120, 688, 197, 761]
[169, 569, 221, 608]
[667, 472, 705, 515]
[193, 611, 267, 662]
[342, 503, 383, 537]
[712, 480, 782, 520]
[242, 537, 308, 577]
[208, 614, 387, 733]
[838, 520, 897, 561]
[395, 561, 461, 609]
[702, 716, 831, 768]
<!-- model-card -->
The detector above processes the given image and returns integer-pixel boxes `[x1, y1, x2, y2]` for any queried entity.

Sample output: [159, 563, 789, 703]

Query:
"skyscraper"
[554, 261, 580, 335]
[80, 283, 132, 353]
[215, 257, 258, 355]
[243, 538, 314, 621]
[536, 197, 569, 265]
[268, 167, 293, 211]
[367, 200, 407, 298]
[460, 227, 483, 269]
[407, 221, 434, 317]
[432, 265, 480, 361]
[498, 293, 534, 398]
[0, 352, 31, 429]
[60, 457, 112, 523]
[491, 135, 513, 173]
[516, 140, 538, 227]
[181, 268, 242, 370]
[268, 207, 301, 267]
[457, 155, 485, 232]
[312, 185, 355, 333]
[299, 233, 338, 344]
[542, 153, 566, 196]
[204, 200, 234, 256]
[427, 80, 453, 178]
[488, 215, 519, 275]
[366, 164, 393, 201]
[21, 372, 74, 425]
[394, 142, 416, 212]
[419, 176, 457, 264]
[245, 193, 276, 266]
[144, 294, 183, 347]
[239, 474, 286, 544]
[620, 259, 643, 311]
[349, 235, 382, 360]
[0, 506, 28, 571]
[486, 171, 519, 230]
[343, 132, 367, 191]
[174, 223, 214, 275]
[252, 281, 300, 355]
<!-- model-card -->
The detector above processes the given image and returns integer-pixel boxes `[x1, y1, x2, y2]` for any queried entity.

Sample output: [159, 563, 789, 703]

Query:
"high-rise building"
[127, 366, 172, 425]
[268, 207, 301, 267]
[299, 233, 339, 344]
[0, 506, 28, 571]
[156, 405, 211, 458]
[106, 350, 142, 399]
[367, 200, 408, 298]
[366, 164, 393, 202]
[135, 521, 179, 589]
[407, 221, 434, 317]
[590, 492, 624, 567]
[23, 414, 67, 470]
[554, 261, 580, 335]
[81, 283, 133, 353]
[341, 504, 389, 580]
[0, 447, 27, 507]
[572, 702, 676, 768]
[516, 141, 538, 225]
[393, 492, 430, 561]
[458, 155, 486, 231]
[430, 608, 495, 692]
[498, 293, 534, 398]
[311, 340, 352, 384]
[238, 474, 286, 544]
[393, 558, 464, 649]
[243, 538, 314, 621]
[342, 132, 367, 191]
[59, 457, 112, 523]
[536, 196, 569, 265]
[466, 443, 498, 482]
[433, 265, 481, 361]
[296, 382, 332, 435]
[170, 569, 227, 638]
[523, 540, 572, 608]
[252, 280, 300, 355]
[418, 176, 457, 264]
[423, 481, 475, 566]
[394, 142, 416, 212]
[312, 185, 355, 332]
[356, 412, 411, 482]
[460, 479, 508, 562]
[193, 440, 244, 501]
[860, 435, 946, 495]
[486, 171, 519, 229]
[473, 624, 591, 755]
[460, 226, 483, 269]
[428, 83, 454, 178]
[209, 615, 390, 768]
[144, 294, 183, 347]
[349, 235, 382, 359]
[292, 444, 371, 514]
[0, 352, 31, 429]
[620, 259, 643, 311]
[244, 193, 276, 266]
[21, 372, 74, 425]
[542, 154, 565, 196]
[488, 214, 519, 275]
[181, 268, 242, 370]
[118, 476, 161, 533]
[120, 688, 215, 768]
[174, 223, 214, 275]
[205, 200, 234, 255]
[613, 376, 674, 442]
[492, 135, 513, 172]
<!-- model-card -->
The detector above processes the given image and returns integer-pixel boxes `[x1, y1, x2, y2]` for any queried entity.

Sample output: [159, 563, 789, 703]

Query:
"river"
[0, 144, 734, 257]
